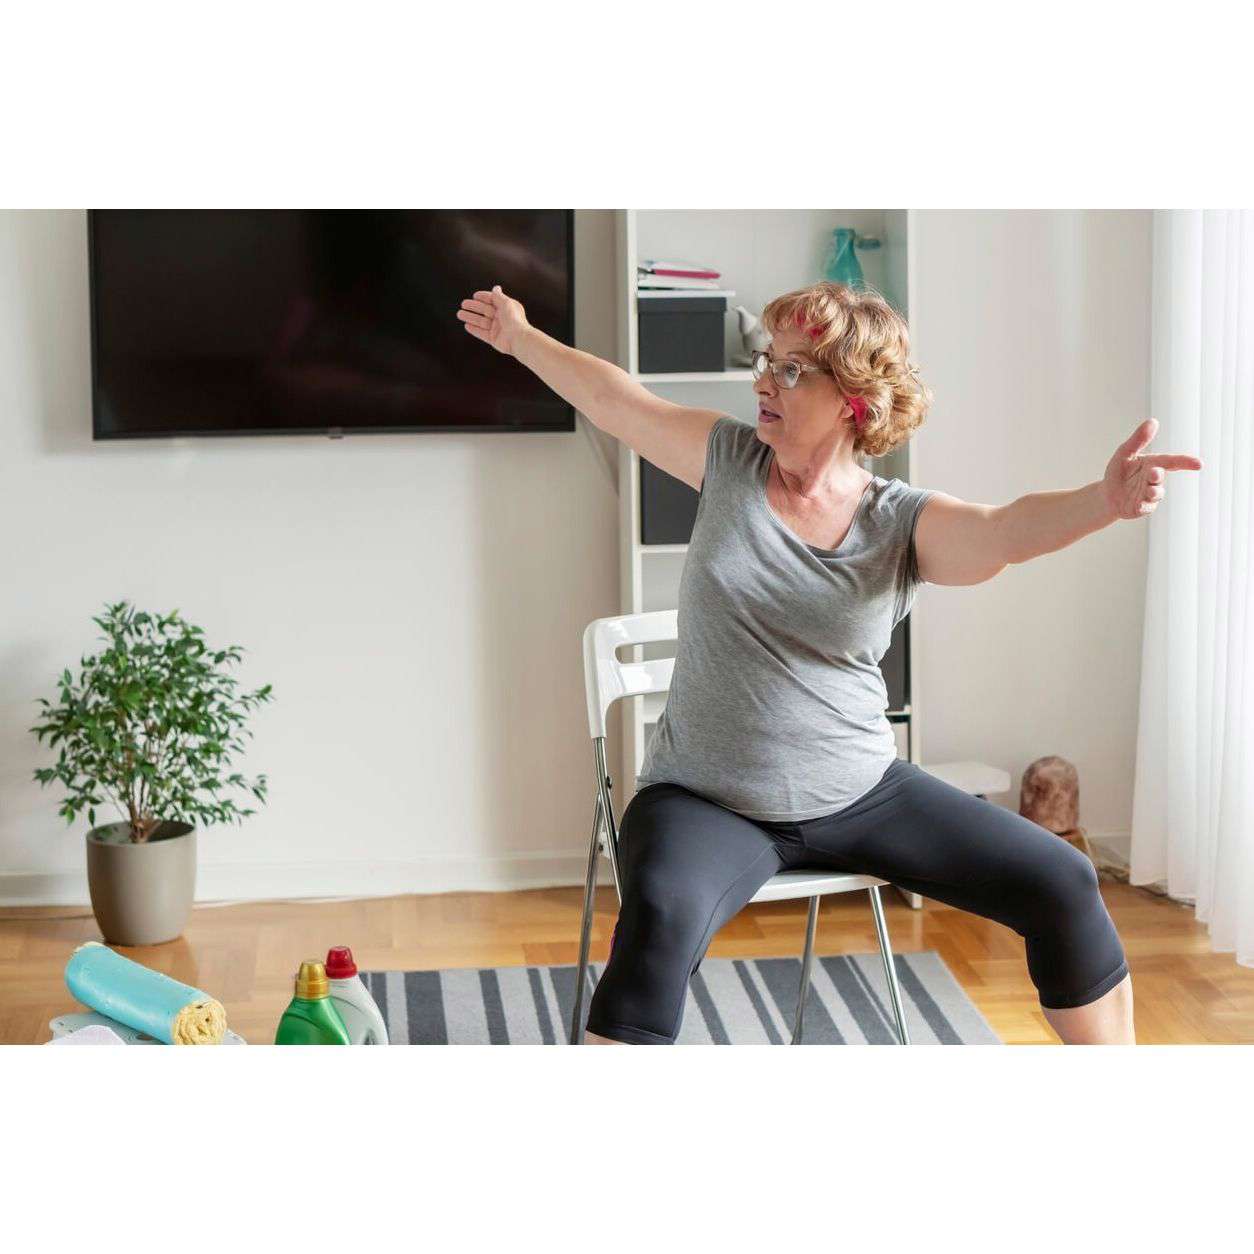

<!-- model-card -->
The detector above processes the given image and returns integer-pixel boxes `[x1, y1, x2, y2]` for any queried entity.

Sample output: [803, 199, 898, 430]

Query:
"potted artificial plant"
[31, 601, 273, 946]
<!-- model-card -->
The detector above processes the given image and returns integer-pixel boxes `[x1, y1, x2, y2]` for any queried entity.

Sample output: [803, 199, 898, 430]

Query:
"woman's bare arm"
[914, 488, 1111, 586]
[458, 285, 721, 491]
[915, 417, 1203, 585]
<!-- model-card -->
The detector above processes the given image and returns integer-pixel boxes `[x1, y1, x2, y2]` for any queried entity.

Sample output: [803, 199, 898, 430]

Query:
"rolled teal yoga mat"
[65, 942, 228, 1045]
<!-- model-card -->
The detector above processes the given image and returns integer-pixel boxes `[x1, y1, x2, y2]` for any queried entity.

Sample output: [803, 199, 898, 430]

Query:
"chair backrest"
[583, 610, 678, 739]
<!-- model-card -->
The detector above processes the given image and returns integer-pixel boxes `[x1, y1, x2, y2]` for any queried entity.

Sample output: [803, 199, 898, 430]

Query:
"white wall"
[0, 210, 621, 904]
[909, 211, 1152, 849]
[0, 209, 1152, 904]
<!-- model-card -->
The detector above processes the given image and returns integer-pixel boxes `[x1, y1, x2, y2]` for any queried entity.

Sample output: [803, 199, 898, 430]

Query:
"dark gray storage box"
[640, 457, 700, 546]
[882, 618, 908, 712]
[637, 295, 727, 373]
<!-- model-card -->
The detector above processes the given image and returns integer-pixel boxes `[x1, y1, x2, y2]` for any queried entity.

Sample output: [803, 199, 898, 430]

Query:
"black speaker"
[640, 457, 700, 546]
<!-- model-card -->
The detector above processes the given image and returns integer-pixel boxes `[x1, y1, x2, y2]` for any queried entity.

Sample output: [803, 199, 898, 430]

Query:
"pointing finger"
[1148, 454, 1203, 471]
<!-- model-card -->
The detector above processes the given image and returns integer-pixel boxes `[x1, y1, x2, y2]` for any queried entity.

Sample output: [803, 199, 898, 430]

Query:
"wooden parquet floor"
[3, 877, 1252, 1044]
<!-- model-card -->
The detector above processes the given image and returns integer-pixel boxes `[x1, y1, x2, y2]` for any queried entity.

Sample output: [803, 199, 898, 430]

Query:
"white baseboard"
[1089, 832, 1131, 866]
[0, 849, 593, 908]
[2, 833, 1139, 908]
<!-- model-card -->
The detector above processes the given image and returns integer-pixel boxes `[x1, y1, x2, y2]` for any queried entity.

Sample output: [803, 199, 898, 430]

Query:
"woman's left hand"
[1102, 418, 1203, 521]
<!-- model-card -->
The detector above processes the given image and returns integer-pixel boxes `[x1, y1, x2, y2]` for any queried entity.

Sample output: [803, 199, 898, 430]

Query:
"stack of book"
[637, 259, 723, 291]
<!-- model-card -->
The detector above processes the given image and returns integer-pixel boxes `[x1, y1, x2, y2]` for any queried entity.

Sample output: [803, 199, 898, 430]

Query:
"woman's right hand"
[457, 284, 531, 357]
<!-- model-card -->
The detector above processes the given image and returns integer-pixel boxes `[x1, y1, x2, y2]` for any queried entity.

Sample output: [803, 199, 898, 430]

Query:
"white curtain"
[1130, 210, 1254, 966]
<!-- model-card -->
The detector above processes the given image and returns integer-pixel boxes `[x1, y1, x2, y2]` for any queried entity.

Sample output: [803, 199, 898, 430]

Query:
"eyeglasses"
[750, 349, 827, 390]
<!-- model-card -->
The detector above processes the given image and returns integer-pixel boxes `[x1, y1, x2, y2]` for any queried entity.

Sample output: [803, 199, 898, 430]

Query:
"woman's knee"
[618, 868, 716, 958]
[586, 877, 711, 1044]
[1044, 839, 1102, 901]
[1005, 837, 1105, 934]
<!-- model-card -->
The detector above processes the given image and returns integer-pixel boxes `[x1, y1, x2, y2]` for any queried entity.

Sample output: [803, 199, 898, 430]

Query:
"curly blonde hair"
[761, 281, 932, 459]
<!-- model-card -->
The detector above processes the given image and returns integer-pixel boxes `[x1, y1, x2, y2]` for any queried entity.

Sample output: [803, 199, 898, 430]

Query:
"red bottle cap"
[325, 946, 357, 979]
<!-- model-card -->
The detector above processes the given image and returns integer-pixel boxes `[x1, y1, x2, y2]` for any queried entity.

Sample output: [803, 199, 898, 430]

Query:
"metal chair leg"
[592, 738, 622, 903]
[569, 794, 604, 1045]
[868, 885, 910, 1045]
[791, 896, 821, 1044]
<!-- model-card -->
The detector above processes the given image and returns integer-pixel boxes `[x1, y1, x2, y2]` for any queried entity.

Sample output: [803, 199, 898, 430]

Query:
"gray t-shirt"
[636, 416, 936, 821]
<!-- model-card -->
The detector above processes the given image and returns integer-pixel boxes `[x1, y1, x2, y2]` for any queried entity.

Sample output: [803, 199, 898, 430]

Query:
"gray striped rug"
[361, 951, 1000, 1045]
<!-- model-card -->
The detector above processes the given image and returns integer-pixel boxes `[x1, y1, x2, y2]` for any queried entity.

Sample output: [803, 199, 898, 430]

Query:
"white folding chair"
[572, 609, 911, 1046]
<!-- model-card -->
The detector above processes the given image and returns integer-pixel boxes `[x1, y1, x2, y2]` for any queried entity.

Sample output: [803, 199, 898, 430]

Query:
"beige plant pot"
[85, 821, 197, 946]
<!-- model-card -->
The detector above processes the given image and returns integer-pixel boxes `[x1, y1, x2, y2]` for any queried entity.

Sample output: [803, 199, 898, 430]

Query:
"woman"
[458, 280, 1202, 1045]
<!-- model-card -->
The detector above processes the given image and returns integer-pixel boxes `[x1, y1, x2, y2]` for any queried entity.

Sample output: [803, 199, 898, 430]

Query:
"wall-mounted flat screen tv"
[89, 209, 575, 438]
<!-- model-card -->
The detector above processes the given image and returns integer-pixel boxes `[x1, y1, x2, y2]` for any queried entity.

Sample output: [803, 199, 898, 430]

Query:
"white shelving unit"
[635, 370, 754, 384]
[613, 209, 927, 907]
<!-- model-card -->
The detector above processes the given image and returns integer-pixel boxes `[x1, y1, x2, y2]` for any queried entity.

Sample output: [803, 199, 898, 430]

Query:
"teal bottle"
[823, 227, 865, 290]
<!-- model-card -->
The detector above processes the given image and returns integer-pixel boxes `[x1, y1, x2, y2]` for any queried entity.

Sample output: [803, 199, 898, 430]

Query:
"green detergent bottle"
[274, 960, 352, 1045]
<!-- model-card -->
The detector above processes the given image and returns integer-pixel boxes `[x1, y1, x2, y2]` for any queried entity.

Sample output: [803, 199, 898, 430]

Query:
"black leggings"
[585, 758, 1129, 1044]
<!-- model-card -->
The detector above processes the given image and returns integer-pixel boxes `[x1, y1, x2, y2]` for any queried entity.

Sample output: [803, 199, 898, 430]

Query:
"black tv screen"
[89, 209, 575, 438]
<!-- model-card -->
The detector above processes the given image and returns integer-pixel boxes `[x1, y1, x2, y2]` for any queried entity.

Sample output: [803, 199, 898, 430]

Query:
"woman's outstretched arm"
[915, 418, 1203, 585]
[457, 284, 721, 491]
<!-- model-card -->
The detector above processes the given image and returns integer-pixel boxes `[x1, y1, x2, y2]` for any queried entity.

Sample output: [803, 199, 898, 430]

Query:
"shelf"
[637, 288, 737, 299]
[633, 369, 753, 384]
[641, 543, 689, 555]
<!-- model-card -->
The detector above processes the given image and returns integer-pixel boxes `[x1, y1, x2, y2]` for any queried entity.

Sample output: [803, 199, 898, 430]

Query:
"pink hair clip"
[793, 312, 822, 339]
